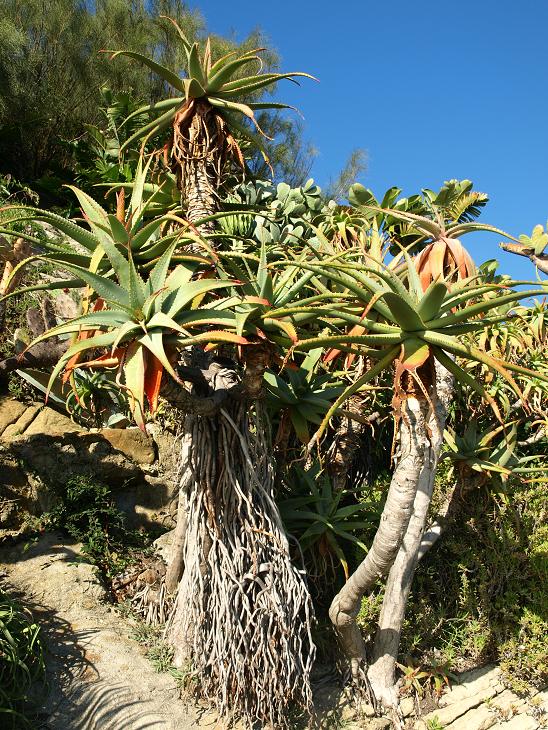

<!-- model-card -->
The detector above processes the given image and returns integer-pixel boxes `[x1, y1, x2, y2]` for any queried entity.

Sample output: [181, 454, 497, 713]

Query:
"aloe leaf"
[123, 341, 146, 430]
[65, 185, 109, 234]
[107, 214, 129, 244]
[187, 42, 207, 87]
[400, 337, 430, 370]
[310, 346, 400, 447]
[119, 97, 184, 129]
[119, 107, 178, 155]
[426, 288, 546, 329]
[207, 53, 261, 91]
[381, 291, 425, 331]
[217, 71, 314, 94]
[129, 155, 154, 225]
[108, 50, 186, 92]
[50, 261, 129, 306]
[112, 320, 142, 350]
[138, 332, 179, 381]
[0, 279, 82, 304]
[45, 331, 119, 395]
[28, 309, 130, 343]
[1, 207, 99, 251]
[127, 252, 147, 311]
[147, 241, 177, 297]
[417, 280, 448, 321]
[131, 219, 164, 252]
[165, 279, 233, 317]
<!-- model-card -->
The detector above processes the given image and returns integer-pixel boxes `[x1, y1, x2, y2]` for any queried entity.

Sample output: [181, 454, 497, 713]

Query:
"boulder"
[101, 428, 155, 465]
[0, 397, 27, 436]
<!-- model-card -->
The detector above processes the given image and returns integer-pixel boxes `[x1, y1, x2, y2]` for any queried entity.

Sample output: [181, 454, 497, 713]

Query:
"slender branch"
[0, 340, 68, 376]
[500, 242, 548, 274]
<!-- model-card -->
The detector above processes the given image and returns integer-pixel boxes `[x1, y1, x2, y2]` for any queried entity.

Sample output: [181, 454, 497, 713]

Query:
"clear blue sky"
[190, 0, 548, 280]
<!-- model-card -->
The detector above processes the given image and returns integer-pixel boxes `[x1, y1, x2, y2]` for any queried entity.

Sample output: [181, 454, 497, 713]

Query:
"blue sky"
[190, 0, 548, 280]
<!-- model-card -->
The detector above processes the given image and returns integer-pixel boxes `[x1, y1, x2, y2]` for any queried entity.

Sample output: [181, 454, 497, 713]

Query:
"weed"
[46, 474, 153, 579]
[0, 587, 45, 729]
[426, 717, 444, 730]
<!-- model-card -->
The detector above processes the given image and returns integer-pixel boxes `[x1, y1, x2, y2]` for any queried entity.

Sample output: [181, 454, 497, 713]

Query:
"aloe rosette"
[292, 253, 548, 444]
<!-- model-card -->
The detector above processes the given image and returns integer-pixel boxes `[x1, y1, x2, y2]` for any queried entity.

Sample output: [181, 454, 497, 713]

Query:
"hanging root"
[111, 555, 171, 625]
[166, 402, 316, 728]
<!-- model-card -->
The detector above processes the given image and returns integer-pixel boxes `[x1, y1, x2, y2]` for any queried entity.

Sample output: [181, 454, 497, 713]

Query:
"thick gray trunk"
[329, 394, 432, 679]
[367, 364, 453, 707]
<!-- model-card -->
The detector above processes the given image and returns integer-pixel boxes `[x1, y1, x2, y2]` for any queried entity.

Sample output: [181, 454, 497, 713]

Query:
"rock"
[23, 406, 82, 436]
[153, 529, 175, 564]
[445, 704, 497, 729]
[423, 685, 498, 727]
[492, 715, 539, 729]
[0, 397, 27, 436]
[530, 688, 548, 713]
[368, 719, 391, 729]
[360, 702, 376, 717]
[400, 696, 416, 717]
[489, 688, 526, 719]
[1, 404, 41, 440]
[101, 428, 155, 465]
[439, 665, 500, 707]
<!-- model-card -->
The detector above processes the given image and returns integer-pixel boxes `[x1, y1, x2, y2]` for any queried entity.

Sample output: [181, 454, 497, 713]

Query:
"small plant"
[426, 717, 444, 730]
[0, 588, 45, 729]
[397, 659, 455, 699]
[47, 475, 150, 578]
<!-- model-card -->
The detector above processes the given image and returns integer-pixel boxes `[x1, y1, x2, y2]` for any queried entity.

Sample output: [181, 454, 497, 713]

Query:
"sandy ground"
[0, 533, 213, 730]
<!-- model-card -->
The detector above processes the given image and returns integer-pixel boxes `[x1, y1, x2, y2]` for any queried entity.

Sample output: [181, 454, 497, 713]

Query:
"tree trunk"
[367, 363, 453, 708]
[329, 392, 433, 681]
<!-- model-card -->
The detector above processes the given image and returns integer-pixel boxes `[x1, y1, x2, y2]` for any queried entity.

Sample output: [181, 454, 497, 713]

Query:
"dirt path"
[0, 533, 214, 730]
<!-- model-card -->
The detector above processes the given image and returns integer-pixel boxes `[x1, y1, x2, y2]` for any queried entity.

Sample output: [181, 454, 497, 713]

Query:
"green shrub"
[47, 474, 151, 578]
[357, 473, 547, 693]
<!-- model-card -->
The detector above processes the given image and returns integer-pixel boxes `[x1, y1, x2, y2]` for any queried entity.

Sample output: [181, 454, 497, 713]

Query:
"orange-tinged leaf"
[400, 338, 430, 371]
[124, 342, 146, 431]
[144, 352, 164, 413]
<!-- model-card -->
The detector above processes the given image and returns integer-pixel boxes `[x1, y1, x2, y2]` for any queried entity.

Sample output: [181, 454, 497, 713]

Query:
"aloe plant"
[107, 18, 313, 232]
[279, 461, 375, 580]
[26, 238, 245, 428]
[264, 348, 344, 444]
[291, 249, 548, 706]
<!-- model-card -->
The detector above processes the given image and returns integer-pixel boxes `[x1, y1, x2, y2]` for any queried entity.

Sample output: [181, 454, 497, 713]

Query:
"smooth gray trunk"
[367, 364, 453, 707]
[329, 394, 433, 680]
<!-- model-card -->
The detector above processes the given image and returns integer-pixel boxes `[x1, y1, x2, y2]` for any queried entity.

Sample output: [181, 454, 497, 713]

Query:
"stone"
[153, 529, 175, 564]
[423, 684, 498, 727]
[400, 696, 416, 717]
[492, 714, 539, 729]
[0, 398, 27, 436]
[445, 704, 497, 730]
[489, 689, 526, 719]
[23, 407, 82, 436]
[439, 665, 500, 707]
[530, 688, 548, 713]
[1, 404, 41, 440]
[101, 427, 155, 465]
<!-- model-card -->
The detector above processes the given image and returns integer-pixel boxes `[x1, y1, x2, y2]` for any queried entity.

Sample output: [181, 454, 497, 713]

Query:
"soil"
[0, 532, 216, 730]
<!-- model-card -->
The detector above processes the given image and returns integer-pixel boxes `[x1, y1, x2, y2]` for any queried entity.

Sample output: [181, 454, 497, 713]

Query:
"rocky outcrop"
[414, 665, 547, 730]
[0, 397, 180, 536]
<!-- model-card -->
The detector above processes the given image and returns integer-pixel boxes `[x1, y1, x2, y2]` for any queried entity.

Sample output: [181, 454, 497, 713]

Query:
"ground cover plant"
[0, 6, 546, 729]
[0, 587, 45, 729]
